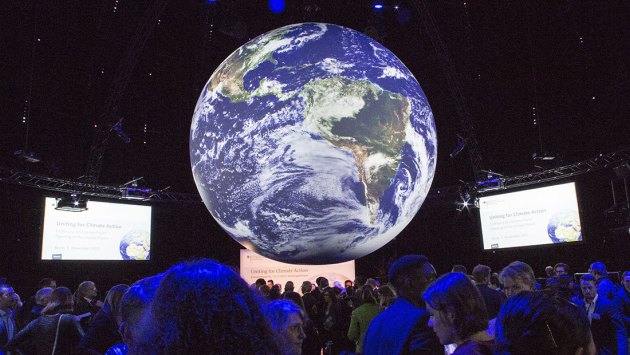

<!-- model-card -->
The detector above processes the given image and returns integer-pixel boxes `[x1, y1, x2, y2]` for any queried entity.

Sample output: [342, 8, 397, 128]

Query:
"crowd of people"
[1, 257, 629, 355]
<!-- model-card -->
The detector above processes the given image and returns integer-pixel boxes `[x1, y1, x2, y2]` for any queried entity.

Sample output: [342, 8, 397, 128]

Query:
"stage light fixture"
[532, 152, 555, 161]
[450, 135, 467, 158]
[55, 192, 88, 212]
[14, 150, 41, 163]
[374, 3, 384, 9]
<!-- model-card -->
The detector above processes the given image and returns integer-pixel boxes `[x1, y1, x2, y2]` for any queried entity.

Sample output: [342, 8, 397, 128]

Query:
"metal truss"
[0, 166, 201, 203]
[84, 0, 171, 187]
[500, 147, 630, 190]
[427, 146, 630, 199]
[411, 0, 485, 183]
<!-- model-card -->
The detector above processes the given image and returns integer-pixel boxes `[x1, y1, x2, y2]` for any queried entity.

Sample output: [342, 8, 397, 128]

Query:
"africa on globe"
[119, 229, 151, 260]
[547, 210, 581, 243]
[190, 23, 436, 264]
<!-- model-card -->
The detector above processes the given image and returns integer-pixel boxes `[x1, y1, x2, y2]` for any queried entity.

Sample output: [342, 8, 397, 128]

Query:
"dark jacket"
[6, 313, 85, 355]
[74, 298, 101, 331]
[77, 310, 123, 355]
[578, 296, 628, 355]
[476, 284, 507, 320]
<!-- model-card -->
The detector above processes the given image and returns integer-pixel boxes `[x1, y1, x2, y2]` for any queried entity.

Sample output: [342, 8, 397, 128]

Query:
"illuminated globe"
[190, 23, 436, 264]
[119, 229, 150, 260]
[547, 210, 582, 243]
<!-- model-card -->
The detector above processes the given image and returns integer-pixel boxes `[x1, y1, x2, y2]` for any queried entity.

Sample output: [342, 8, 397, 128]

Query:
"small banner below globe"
[190, 23, 436, 264]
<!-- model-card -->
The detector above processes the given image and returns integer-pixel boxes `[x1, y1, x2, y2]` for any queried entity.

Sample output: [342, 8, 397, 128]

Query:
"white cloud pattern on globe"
[190, 23, 437, 264]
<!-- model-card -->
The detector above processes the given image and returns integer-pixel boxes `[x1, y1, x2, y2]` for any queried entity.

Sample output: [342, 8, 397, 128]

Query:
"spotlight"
[269, 0, 285, 13]
[374, 3, 384, 9]
[55, 193, 88, 212]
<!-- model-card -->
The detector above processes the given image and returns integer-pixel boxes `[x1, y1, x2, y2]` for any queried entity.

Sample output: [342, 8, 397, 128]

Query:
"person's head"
[0, 285, 15, 312]
[580, 274, 598, 302]
[36, 287, 54, 306]
[345, 285, 355, 298]
[9, 293, 22, 312]
[422, 273, 488, 346]
[589, 262, 607, 280]
[545, 266, 554, 278]
[472, 265, 491, 286]
[494, 292, 595, 355]
[322, 288, 336, 305]
[333, 287, 343, 298]
[354, 276, 367, 288]
[333, 281, 342, 290]
[554, 263, 570, 277]
[269, 285, 281, 300]
[38, 278, 57, 290]
[267, 280, 274, 288]
[377, 284, 397, 307]
[345, 280, 353, 289]
[255, 279, 267, 289]
[452, 265, 468, 274]
[388, 255, 436, 306]
[490, 273, 501, 290]
[285, 281, 294, 293]
[500, 261, 536, 298]
[262, 300, 307, 355]
[361, 285, 377, 304]
[318, 277, 329, 289]
[42, 287, 74, 315]
[259, 285, 271, 298]
[283, 292, 306, 312]
[366, 278, 377, 289]
[100, 284, 129, 327]
[623, 271, 630, 292]
[276, 284, 283, 293]
[76, 281, 98, 300]
[301, 281, 312, 294]
[131, 259, 281, 355]
[119, 274, 163, 350]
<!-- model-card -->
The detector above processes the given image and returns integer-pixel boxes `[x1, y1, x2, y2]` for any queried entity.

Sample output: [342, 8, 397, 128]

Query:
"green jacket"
[347, 302, 384, 353]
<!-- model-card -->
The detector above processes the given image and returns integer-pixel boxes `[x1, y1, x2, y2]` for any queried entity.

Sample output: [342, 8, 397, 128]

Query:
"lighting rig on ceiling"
[55, 190, 88, 212]
[450, 135, 468, 158]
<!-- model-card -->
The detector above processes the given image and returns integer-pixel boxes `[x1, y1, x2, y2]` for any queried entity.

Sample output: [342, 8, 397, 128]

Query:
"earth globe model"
[119, 229, 150, 260]
[547, 210, 582, 243]
[190, 23, 436, 264]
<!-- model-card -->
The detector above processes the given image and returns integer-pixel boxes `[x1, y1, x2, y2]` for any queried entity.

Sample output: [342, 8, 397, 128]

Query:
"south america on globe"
[190, 23, 437, 264]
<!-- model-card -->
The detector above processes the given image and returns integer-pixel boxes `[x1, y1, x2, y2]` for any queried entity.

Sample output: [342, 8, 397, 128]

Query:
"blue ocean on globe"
[119, 229, 150, 260]
[190, 23, 437, 264]
[547, 210, 581, 243]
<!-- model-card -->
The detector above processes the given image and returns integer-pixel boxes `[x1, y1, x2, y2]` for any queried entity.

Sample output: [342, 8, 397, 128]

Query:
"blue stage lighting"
[269, 0, 285, 13]
[374, 3, 384, 9]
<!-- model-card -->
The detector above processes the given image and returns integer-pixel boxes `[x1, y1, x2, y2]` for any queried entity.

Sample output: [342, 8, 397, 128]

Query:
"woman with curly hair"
[131, 259, 282, 355]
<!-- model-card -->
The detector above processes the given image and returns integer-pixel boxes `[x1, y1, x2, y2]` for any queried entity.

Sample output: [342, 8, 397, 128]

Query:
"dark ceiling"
[2, 0, 629, 192]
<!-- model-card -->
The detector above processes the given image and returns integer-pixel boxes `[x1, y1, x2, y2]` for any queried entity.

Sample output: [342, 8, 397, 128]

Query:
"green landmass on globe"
[190, 23, 437, 264]
[301, 77, 409, 221]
